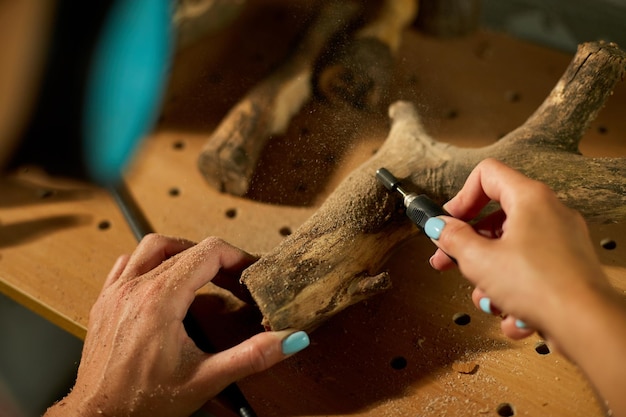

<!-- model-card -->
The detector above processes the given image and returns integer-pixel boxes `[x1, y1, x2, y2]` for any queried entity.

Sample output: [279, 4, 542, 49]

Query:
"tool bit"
[376, 167, 448, 232]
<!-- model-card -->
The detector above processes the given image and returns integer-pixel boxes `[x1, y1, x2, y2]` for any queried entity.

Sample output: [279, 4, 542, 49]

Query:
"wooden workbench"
[1, 2, 625, 416]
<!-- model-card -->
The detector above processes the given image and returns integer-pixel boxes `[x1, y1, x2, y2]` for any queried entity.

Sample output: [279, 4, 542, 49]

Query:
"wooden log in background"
[197, 1, 359, 196]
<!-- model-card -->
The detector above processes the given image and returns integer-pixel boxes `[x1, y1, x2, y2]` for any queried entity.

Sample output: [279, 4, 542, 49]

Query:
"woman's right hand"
[426, 158, 613, 343]
[425, 158, 626, 416]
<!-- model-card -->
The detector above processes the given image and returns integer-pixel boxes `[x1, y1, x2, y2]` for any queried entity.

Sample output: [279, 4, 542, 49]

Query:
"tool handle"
[407, 195, 458, 264]
[406, 194, 448, 232]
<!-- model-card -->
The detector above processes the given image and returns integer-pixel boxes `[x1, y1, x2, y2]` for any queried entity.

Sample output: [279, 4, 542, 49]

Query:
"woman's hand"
[45, 234, 309, 417]
[425, 158, 626, 416]
[426, 158, 612, 340]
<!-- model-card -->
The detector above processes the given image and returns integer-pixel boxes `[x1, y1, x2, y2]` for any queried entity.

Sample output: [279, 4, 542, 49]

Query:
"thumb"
[196, 330, 310, 391]
[425, 216, 492, 272]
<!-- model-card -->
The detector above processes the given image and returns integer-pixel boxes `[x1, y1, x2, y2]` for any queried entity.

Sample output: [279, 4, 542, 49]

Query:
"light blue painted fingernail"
[515, 319, 528, 329]
[424, 217, 445, 240]
[282, 331, 310, 355]
[479, 297, 492, 314]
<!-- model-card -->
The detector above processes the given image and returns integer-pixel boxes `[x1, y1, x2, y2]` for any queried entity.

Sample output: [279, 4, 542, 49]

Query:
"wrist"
[542, 280, 625, 360]
[544, 282, 626, 415]
[44, 390, 98, 417]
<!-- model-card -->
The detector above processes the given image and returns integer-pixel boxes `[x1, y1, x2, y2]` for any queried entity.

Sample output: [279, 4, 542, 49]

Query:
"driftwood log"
[197, 1, 358, 196]
[173, 0, 247, 48]
[316, 0, 418, 110]
[241, 41, 626, 332]
[414, 0, 481, 37]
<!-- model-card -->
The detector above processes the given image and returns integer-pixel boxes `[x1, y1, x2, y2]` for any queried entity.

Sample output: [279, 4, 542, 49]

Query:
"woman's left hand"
[45, 234, 308, 417]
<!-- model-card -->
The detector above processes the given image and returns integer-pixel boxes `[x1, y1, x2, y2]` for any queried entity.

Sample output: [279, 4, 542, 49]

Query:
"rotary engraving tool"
[376, 167, 448, 232]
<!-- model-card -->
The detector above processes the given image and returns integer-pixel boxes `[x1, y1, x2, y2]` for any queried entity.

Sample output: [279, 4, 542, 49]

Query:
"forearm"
[546, 287, 626, 416]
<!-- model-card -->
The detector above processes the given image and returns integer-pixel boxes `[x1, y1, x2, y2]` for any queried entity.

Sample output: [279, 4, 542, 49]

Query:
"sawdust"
[452, 360, 479, 374]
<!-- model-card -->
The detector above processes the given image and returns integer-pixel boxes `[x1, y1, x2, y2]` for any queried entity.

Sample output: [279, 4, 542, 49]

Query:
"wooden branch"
[315, 0, 417, 111]
[415, 0, 481, 37]
[173, 0, 247, 48]
[197, 1, 358, 196]
[242, 41, 626, 332]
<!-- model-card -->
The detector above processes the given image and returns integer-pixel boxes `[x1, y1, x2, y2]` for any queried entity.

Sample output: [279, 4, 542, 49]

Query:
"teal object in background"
[83, 0, 174, 185]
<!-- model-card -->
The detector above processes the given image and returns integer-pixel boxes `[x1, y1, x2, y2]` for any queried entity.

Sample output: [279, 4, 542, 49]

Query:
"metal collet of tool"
[376, 167, 449, 232]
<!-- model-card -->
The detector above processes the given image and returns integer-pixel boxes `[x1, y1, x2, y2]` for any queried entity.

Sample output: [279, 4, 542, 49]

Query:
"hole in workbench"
[169, 187, 180, 197]
[323, 153, 336, 165]
[38, 189, 55, 199]
[505, 91, 521, 103]
[534, 341, 550, 355]
[390, 356, 407, 370]
[279, 227, 292, 237]
[294, 183, 308, 193]
[600, 238, 617, 250]
[496, 402, 515, 416]
[453, 312, 471, 326]
[225, 208, 237, 219]
[446, 109, 459, 119]
[172, 140, 185, 150]
[98, 220, 111, 230]
[597, 125, 608, 134]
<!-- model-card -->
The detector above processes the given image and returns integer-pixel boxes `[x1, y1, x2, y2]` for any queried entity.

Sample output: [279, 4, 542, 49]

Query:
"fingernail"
[515, 319, 528, 329]
[424, 217, 445, 240]
[282, 331, 310, 355]
[479, 297, 492, 314]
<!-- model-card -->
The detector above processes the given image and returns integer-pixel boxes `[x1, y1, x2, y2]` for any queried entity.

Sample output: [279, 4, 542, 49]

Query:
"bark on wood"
[242, 41, 626, 332]
[315, 0, 418, 111]
[197, 1, 358, 196]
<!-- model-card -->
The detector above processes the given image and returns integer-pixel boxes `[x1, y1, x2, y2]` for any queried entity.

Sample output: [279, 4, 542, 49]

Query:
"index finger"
[161, 237, 256, 301]
[444, 158, 535, 220]
[122, 233, 197, 278]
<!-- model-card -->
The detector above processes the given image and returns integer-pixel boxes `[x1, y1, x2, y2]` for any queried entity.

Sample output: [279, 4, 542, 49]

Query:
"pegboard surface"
[0, 2, 624, 416]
